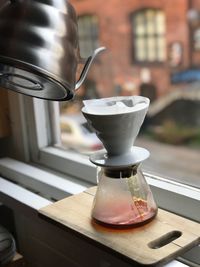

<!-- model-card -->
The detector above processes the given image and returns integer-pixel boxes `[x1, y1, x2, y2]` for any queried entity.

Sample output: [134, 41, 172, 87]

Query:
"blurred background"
[59, 0, 200, 188]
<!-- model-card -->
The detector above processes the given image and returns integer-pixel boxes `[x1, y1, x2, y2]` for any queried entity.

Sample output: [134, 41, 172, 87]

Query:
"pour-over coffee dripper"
[82, 96, 157, 227]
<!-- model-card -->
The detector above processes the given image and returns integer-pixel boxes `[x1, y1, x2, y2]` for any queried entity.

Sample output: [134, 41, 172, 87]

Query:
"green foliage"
[148, 120, 200, 146]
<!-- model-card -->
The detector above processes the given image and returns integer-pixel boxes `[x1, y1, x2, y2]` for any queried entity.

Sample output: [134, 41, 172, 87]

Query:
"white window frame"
[9, 93, 97, 183]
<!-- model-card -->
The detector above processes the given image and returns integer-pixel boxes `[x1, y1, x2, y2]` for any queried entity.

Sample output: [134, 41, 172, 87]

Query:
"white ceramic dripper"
[82, 96, 149, 157]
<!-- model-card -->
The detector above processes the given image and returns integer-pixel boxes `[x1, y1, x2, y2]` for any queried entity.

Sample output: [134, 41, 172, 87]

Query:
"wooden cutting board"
[39, 187, 200, 266]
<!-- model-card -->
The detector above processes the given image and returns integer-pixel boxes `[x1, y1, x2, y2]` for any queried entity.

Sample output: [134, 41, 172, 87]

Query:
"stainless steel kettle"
[0, 0, 105, 100]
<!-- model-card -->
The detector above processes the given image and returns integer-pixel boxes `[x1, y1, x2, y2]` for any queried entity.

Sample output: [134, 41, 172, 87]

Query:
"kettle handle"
[75, 47, 106, 90]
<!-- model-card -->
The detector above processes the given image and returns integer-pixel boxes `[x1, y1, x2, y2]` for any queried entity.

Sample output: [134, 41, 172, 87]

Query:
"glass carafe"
[92, 165, 157, 227]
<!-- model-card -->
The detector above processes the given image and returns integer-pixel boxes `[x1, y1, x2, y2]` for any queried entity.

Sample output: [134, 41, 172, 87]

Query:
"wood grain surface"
[39, 187, 200, 266]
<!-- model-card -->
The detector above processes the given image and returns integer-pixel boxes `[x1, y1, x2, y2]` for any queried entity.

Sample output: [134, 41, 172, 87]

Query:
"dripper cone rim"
[90, 146, 150, 167]
[82, 96, 150, 116]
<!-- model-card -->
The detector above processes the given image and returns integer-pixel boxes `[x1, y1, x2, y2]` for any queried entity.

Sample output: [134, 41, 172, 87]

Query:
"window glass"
[132, 9, 166, 62]
[135, 15, 146, 35]
[135, 37, 146, 61]
[147, 37, 156, 61]
[78, 15, 99, 58]
[60, 122, 73, 134]
[54, 0, 200, 190]
[156, 12, 165, 34]
[146, 11, 155, 34]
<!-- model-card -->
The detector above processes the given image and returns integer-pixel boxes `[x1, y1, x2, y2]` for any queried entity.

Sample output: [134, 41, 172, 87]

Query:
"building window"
[78, 15, 99, 58]
[168, 42, 183, 67]
[131, 9, 166, 63]
[193, 28, 200, 50]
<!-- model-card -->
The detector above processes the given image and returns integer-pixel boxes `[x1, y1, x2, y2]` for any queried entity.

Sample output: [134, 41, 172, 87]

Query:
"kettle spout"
[75, 47, 106, 90]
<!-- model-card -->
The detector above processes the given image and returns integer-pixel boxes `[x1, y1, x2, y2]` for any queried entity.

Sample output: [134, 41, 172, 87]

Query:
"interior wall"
[0, 88, 10, 138]
[0, 137, 10, 157]
[0, 88, 11, 157]
[13, 211, 132, 267]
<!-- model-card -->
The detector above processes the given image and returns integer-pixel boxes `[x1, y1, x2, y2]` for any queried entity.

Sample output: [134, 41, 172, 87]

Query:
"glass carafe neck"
[104, 165, 139, 179]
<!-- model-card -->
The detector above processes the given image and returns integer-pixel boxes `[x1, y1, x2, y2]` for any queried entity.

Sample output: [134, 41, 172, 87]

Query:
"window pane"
[133, 9, 166, 62]
[147, 37, 156, 61]
[193, 28, 200, 50]
[82, 40, 94, 57]
[146, 10, 156, 34]
[48, 2, 200, 191]
[135, 37, 146, 61]
[78, 15, 99, 58]
[156, 12, 165, 34]
[135, 14, 146, 35]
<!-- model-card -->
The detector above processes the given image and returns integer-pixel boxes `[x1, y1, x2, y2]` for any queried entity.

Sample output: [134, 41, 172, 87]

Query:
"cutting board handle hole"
[148, 231, 182, 249]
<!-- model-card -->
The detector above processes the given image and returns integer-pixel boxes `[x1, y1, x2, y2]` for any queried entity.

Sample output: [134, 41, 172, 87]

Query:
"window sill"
[0, 157, 91, 201]
[0, 157, 199, 221]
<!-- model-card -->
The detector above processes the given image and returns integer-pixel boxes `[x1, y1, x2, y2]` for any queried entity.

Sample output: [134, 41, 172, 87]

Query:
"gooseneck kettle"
[0, 0, 105, 100]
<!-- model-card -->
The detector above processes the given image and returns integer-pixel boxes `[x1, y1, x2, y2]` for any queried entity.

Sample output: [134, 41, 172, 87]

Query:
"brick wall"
[71, 0, 195, 99]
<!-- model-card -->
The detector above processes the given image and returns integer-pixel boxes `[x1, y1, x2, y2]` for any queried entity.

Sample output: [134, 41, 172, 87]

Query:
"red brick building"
[71, 0, 200, 101]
